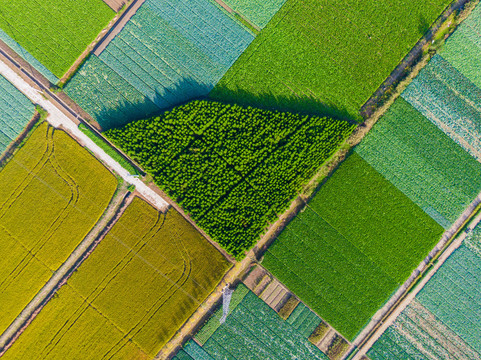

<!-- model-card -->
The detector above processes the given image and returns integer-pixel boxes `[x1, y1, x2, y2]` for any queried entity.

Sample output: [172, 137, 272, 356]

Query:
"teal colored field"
[356, 98, 481, 229]
[0, 75, 35, 154]
[222, 0, 288, 28]
[0, 0, 114, 77]
[402, 54, 481, 162]
[174, 284, 327, 360]
[263, 153, 444, 339]
[439, 3, 481, 88]
[211, 0, 450, 120]
[368, 225, 481, 359]
[65, 0, 254, 129]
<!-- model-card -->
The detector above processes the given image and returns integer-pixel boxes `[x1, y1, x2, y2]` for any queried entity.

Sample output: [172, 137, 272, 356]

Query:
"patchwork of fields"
[211, 0, 451, 120]
[263, 153, 444, 339]
[0, 0, 115, 77]
[65, 0, 254, 130]
[0, 75, 35, 155]
[368, 225, 481, 359]
[356, 98, 481, 229]
[174, 284, 327, 360]
[3, 197, 230, 359]
[222, 0, 288, 28]
[0, 122, 117, 335]
[106, 100, 354, 258]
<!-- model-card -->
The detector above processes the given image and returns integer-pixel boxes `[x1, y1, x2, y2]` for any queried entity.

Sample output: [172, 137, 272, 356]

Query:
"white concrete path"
[0, 59, 169, 212]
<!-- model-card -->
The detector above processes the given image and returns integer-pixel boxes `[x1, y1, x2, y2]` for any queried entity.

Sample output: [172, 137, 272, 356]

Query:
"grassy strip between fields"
[3, 197, 230, 359]
[78, 123, 139, 175]
[0, 122, 117, 336]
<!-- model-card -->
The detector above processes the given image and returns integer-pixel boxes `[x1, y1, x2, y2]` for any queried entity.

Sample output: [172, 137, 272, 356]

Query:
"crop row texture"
[0, 75, 35, 154]
[0, 123, 117, 338]
[211, 0, 450, 121]
[176, 284, 327, 360]
[356, 97, 481, 229]
[440, 3, 481, 89]
[105, 100, 355, 258]
[65, 0, 254, 130]
[3, 197, 230, 359]
[263, 153, 444, 339]
[221, 0, 288, 28]
[0, 0, 114, 77]
[369, 235, 481, 359]
[402, 54, 481, 162]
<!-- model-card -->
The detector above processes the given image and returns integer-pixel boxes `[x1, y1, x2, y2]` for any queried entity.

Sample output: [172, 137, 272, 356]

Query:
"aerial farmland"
[0, 0, 480, 359]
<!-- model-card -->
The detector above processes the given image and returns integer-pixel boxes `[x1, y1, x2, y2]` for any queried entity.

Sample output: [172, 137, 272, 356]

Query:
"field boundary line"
[350, 193, 481, 360]
[359, 0, 472, 119]
[93, 0, 146, 56]
[0, 186, 132, 356]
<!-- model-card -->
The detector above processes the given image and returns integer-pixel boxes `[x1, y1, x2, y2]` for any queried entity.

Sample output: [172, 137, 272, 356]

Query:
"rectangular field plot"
[174, 284, 328, 360]
[222, 0, 288, 28]
[439, 3, 481, 88]
[0, 122, 117, 335]
[263, 153, 444, 340]
[402, 54, 481, 161]
[211, 0, 450, 120]
[3, 197, 230, 359]
[0, 75, 35, 155]
[106, 100, 355, 258]
[0, 0, 115, 78]
[368, 225, 481, 359]
[65, 0, 254, 130]
[356, 98, 481, 229]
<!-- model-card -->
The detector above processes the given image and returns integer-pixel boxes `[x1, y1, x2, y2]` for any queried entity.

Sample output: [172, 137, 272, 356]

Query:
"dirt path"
[351, 193, 481, 359]
[0, 186, 132, 355]
[0, 58, 169, 213]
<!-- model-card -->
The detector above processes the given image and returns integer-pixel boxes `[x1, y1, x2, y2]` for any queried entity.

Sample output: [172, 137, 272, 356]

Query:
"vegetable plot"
[211, 0, 450, 120]
[356, 97, 481, 229]
[65, 0, 254, 130]
[0, 0, 114, 77]
[263, 153, 444, 339]
[3, 197, 230, 359]
[368, 225, 481, 359]
[0, 75, 35, 155]
[221, 0, 288, 28]
[106, 100, 355, 258]
[174, 284, 328, 360]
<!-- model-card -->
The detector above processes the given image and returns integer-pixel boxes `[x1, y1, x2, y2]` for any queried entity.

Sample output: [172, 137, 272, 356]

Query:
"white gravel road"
[0, 59, 169, 212]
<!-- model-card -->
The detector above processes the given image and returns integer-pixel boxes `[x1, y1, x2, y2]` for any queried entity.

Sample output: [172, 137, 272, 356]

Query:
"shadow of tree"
[95, 76, 358, 131]
[209, 83, 357, 124]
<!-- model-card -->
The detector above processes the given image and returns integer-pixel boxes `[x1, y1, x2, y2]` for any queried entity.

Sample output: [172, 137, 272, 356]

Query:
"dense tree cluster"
[106, 100, 355, 258]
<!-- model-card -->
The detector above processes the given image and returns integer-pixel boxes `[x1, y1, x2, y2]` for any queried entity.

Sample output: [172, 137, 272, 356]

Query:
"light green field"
[4, 197, 230, 359]
[212, 0, 451, 120]
[0, 0, 114, 77]
[0, 122, 117, 335]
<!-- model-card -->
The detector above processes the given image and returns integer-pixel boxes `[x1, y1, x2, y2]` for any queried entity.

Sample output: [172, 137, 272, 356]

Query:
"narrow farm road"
[0, 189, 132, 355]
[0, 58, 169, 213]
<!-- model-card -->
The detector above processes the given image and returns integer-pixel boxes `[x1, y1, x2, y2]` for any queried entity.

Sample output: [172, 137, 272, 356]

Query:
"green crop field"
[211, 0, 450, 120]
[3, 197, 230, 359]
[356, 98, 481, 229]
[263, 153, 444, 339]
[0, 0, 114, 77]
[106, 100, 355, 258]
[0, 122, 117, 335]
